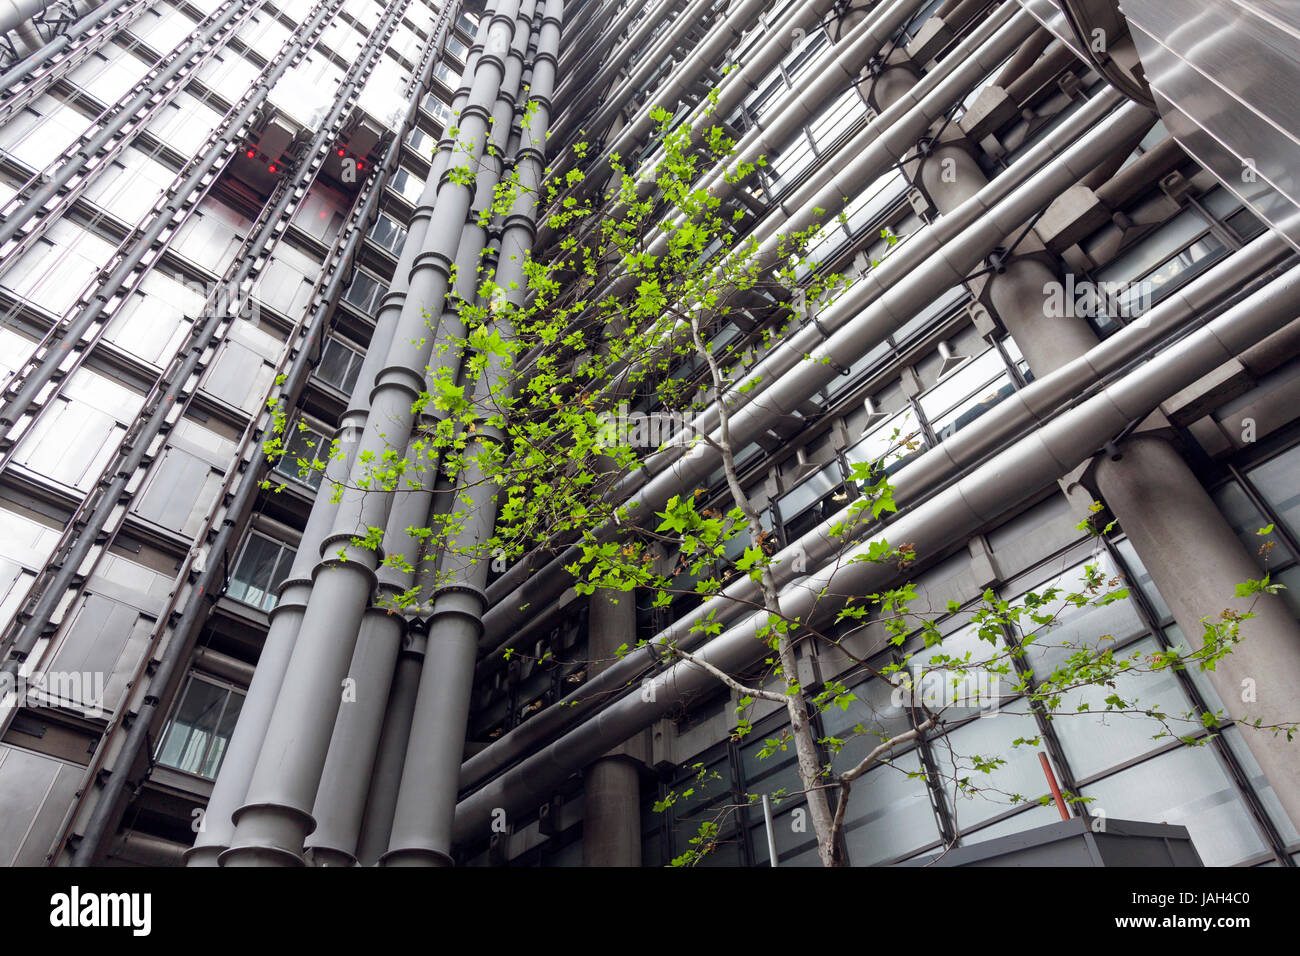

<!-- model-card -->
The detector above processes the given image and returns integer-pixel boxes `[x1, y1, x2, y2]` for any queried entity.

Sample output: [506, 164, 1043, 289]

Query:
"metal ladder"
[49, 0, 461, 866]
[0, 0, 348, 465]
[0, 0, 266, 268]
[0, 0, 418, 671]
[0, 0, 157, 128]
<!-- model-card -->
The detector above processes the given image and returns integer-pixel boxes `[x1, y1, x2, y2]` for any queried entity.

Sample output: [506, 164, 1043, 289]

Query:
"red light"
[337, 147, 346, 157]
[267, 163, 278, 173]
[355, 159, 365, 170]
[246, 148, 256, 158]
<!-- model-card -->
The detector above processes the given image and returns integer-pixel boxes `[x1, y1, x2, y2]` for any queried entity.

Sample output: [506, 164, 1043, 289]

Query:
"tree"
[265, 88, 1297, 867]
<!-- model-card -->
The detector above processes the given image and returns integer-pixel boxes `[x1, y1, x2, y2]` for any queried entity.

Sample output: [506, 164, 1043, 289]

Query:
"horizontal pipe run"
[453, 262, 1300, 842]
[479, 91, 1144, 652]
[527, 3, 1034, 435]
[458, 229, 1294, 791]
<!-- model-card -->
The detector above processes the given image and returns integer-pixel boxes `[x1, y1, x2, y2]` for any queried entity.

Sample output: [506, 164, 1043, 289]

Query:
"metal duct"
[453, 262, 1300, 842]
[458, 229, 1295, 791]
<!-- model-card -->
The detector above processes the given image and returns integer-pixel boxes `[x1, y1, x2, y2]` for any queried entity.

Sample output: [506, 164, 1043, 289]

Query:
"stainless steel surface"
[1026, 0, 1300, 254]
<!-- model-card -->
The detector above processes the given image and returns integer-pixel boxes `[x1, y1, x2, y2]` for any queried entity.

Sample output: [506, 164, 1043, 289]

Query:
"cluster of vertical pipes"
[199, 0, 1300, 866]
[192, 0, 567, 868]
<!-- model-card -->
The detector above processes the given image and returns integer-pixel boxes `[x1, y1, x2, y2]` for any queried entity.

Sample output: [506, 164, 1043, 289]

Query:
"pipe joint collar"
[412, 247, 455, 279]
[266, 579, 313, 618]
[458, 101, 494, 126]
[474, 50, 508, 75]
[379, 844, 454, 867]
[371, 364, 427, 401]
[502, 211, 539, 238]
[376, 289, 410, 314]
[488, 11, 519, 34]
[316, 533, 384, 575]
[370, 579, 412, 605]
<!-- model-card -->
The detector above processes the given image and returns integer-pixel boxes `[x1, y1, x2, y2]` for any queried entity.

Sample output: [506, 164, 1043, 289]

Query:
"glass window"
[775, 461, 847, 540]
[369, 213, 407, 254]
[155, 675, 245, 779]
[892, 283, 968, 347]
[839, 750, 940, 865]
[1009, 553, 1148, 680]
[667, 753, 735, 843]
[1246, 446, 1300, 548]
[776, 462, 842, 520]
[1222, 725, 1300, 848]
[343, 271, 388, 314]
[1049, 636, 1196, 780]
[275, 420, 330, 489]
[906, 622, 1016, 721]
[844, 171, 909, 239]
[316, 337, 364, 393]
[1097, 210, 1210, 288]
[1081, 743, 1272, 866]
[1090, 208, 1227, 332]
[388, 166, 425, 203]
[14, 397, 125, 490]
[227, 532, 295, 611]
[1137, 235, 1224, 308]
[749, 799, 817, 866]
[1113, 537, 1172, 622]
[423, 94, 451, 126]
[406, 126, 432, 155]
[822, 673, 915, 775]
[960, 802, 1062, 845]
[918, 349, 1002, 425]
[1163, 623, 1228, 716]
[434, 62, 460, 88]
[918, 350, 1016, 444]
[1209, 480, 1289, 570]
[932, 710, 1047, 832]
[845, 406, 926, 476]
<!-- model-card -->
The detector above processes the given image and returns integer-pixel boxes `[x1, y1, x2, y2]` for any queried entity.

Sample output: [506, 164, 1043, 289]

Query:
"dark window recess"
[342, 271, 388, 314]
[226, 532, 295, 611]
[315, 337, 364, 393]
[155, 674, 246, 779]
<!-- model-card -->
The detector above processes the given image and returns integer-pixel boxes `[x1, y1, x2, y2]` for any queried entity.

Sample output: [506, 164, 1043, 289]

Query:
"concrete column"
[582, 756, 642, 866]
[987, 255, 1103, 374]
[867, 60, 920, 113]
[582, 588, 642, 866]
[917, 141, 983, 209]
[220, 0, 522, 866]
[1096, 435, 1300, 832]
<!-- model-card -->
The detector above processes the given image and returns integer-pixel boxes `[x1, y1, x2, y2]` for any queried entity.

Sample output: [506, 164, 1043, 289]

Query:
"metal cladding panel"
[898, 818, 1205, 867]
[0, 745, 83, 866]
[1014, 0, 1091, 59]
[1121, 0, 1300, 253]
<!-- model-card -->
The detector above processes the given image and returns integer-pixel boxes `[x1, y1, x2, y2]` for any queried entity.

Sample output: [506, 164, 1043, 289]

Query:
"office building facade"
[0, 0, 1297, 867]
